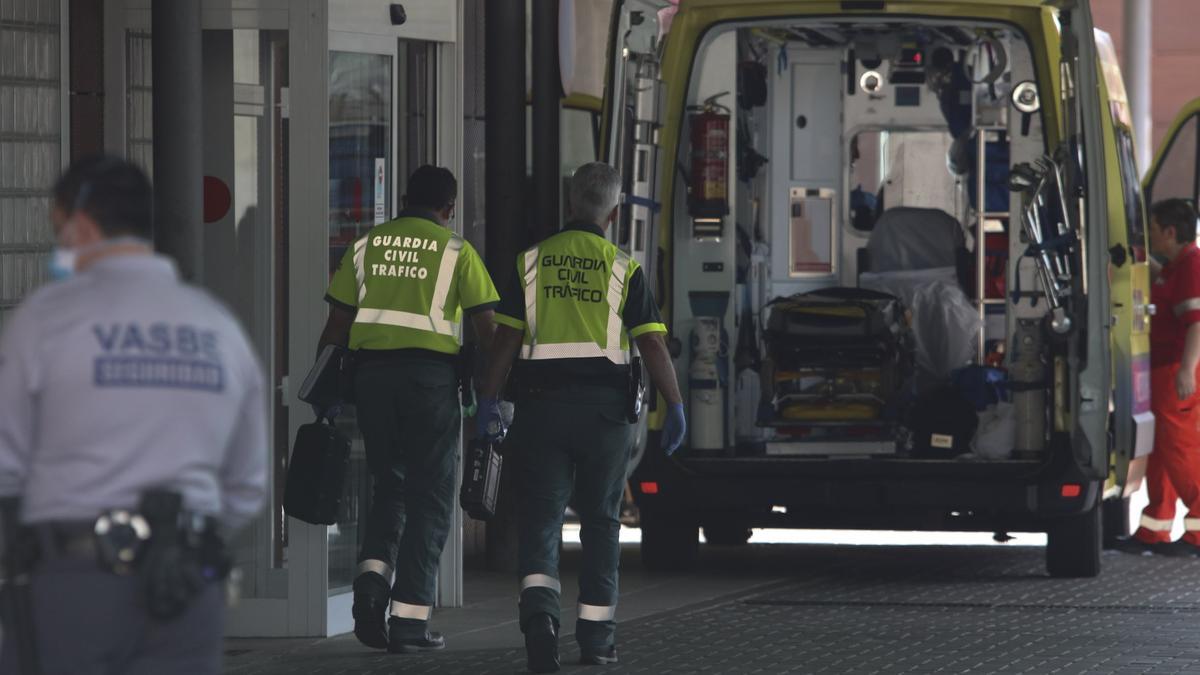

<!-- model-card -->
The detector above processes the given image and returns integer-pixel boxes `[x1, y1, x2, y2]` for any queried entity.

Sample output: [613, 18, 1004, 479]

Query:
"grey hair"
[568, 162, 622, 225]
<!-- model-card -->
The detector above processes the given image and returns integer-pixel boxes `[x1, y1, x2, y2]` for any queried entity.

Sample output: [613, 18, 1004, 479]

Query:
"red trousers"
[1134, 363, 1200, 545]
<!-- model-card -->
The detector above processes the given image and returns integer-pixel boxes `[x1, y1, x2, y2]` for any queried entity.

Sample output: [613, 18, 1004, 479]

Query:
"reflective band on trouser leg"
[520, 573, 562, 594]
[358, 559, 393, 579]
[353, 236, 369, 303]
[390, 601, 432, 621]
[1140, 514, 1174, 532]
[1186, 518, 1200, 532]
[577, 603, 617, 622]
[523, 247, 540, 349]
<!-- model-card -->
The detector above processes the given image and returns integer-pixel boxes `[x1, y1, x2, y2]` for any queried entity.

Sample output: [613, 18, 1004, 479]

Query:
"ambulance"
[599, 0, 1200, 577]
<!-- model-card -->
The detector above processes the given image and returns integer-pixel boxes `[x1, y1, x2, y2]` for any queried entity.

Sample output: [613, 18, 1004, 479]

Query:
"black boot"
[387, 617, 446, 654]
[524, 613, 560, 673]
[351, 572, 390, 649]
[580, 645, 618, 665]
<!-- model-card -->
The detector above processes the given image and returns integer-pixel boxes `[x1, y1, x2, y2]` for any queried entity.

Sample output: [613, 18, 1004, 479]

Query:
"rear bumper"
[632, 453, 1100, 532]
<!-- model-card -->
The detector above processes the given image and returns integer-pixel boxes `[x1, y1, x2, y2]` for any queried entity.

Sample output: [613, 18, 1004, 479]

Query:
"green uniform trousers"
[354, 357, 460, 609]
[511, 384, 633, 650]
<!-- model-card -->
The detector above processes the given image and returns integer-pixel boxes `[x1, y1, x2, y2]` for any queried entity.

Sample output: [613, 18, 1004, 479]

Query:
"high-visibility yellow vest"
[496, 229, 651, 365]
[326, 214, 497, 354]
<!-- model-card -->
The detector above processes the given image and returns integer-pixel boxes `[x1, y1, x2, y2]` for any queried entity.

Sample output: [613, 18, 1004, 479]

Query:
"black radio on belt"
[460, 439, 503, 521]
[627, 356, 647, 423]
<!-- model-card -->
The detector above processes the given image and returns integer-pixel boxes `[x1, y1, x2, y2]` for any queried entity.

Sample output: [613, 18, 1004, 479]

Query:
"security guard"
[478, 162, 687, 672]
[320, 166, 498, 652]
[0, 156, 269, 674]
[1129, 199, 1200, 556]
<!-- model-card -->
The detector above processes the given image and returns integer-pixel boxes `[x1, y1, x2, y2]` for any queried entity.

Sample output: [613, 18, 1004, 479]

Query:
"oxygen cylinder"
[1010, 319, 1046, 457]
[690, 317, 725, 450]
[735, 368, 763, 441]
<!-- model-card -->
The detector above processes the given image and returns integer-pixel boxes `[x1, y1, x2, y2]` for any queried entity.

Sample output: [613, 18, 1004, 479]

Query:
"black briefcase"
[460, 440, 503, 521]
[284, 420, 351, 525]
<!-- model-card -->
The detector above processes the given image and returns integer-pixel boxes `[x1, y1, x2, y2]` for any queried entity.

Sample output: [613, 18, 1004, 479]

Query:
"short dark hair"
[405, 165, 457, 210]
[53, 155, 154, 240]
[1151, 198, 1198, 244]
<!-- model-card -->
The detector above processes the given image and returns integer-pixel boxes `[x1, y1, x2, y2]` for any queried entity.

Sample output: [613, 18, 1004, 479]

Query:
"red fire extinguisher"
[688, 93, 731, 218]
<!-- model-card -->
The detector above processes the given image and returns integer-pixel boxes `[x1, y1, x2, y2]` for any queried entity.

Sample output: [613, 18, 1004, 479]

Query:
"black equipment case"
[284, 419, 351, 525]
[460, 440, 503, 520]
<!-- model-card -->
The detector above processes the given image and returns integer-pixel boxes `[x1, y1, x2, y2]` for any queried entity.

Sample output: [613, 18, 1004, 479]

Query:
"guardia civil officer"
[319, 166, 498, 652]
[478, 162, 687, 673]
[0, 156, 269, 674]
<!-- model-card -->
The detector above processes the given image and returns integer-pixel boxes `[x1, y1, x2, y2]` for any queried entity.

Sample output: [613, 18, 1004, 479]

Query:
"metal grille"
[125, 32, 153, 176]
[0, 0, 61, 329]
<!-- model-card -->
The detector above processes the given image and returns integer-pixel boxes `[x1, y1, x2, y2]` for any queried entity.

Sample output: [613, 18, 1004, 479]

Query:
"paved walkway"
[225, 541, 1200, 674]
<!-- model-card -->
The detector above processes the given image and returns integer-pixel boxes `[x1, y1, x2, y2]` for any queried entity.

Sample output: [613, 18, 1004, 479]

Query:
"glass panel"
[223, 29, 291, 600]
[1114, 129, 1147, 263]
[128, 28, 292, 599]
[1148, 115, 1198, 208]
[327, 50, 392, 594]
[398, 40, 437, 200]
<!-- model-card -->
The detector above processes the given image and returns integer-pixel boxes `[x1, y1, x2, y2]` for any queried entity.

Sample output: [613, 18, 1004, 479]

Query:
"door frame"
[102, 0, 464, 638]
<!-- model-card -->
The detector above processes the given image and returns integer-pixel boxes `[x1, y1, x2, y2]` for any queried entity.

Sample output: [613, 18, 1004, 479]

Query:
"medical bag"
[908, 385, 978, 458]
[284, 419, 351, 525]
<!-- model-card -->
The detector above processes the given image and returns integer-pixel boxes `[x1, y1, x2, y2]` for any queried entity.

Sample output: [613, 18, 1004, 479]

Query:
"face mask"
[46, 232, 150, 282]
[48, 247, 78, 281]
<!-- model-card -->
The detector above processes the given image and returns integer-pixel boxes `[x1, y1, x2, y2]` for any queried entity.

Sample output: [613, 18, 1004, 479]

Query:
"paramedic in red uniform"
[1132, 199, 1200, 556]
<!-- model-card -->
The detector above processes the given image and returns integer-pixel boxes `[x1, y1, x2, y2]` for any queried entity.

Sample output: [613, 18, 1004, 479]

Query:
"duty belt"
[30, 509, 220, 574]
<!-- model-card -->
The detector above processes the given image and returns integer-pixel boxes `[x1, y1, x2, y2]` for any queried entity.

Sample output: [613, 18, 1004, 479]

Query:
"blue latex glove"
[662, 403, 686, 456]
[477, 396, 506, 442]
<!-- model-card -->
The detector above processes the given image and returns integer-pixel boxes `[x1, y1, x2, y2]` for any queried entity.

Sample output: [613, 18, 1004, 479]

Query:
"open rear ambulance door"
[601, 0, 668, 279]
[1093, 31, 1154, 501]
[1053, 0, 1113, 482]
[600, 0, 669, 476]
[1144, 99, 1200, 207]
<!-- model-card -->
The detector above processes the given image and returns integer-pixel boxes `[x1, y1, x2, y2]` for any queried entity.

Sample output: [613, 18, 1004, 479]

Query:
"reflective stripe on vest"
[353, 236, 369, 304]
[1185, 517, 1200, 532]
[353, 236, 464, 338]
[519, 245, 630, 365]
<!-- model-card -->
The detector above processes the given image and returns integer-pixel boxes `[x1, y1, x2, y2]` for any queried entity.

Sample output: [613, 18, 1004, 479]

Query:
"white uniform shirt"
[0, 254, 268, 531]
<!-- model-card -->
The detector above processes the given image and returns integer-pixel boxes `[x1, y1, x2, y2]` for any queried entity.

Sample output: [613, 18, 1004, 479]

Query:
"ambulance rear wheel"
[1045, 499, 1102, 578]
[703, 524, 752, 546]
[641, 510, 699, 572]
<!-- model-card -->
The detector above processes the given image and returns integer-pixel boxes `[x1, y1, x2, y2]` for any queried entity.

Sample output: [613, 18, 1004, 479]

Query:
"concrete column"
[531, 0, 561, 239]
[151, 0, 203, 280]
[1123, 0, 1152, 172]
[484, 0, 525, 573]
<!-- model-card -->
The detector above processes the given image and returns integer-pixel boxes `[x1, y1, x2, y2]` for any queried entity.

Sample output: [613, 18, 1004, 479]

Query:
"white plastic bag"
[973, 402, 1016, 460]
[860, 268, 982, 387]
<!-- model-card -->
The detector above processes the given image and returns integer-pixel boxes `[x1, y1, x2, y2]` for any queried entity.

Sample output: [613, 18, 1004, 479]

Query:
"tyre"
[703, 524, 753, 547]
[640, 510, 699, 572]
[1045, 497, 1102, 578]
[1101, 496, 1131, 549]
